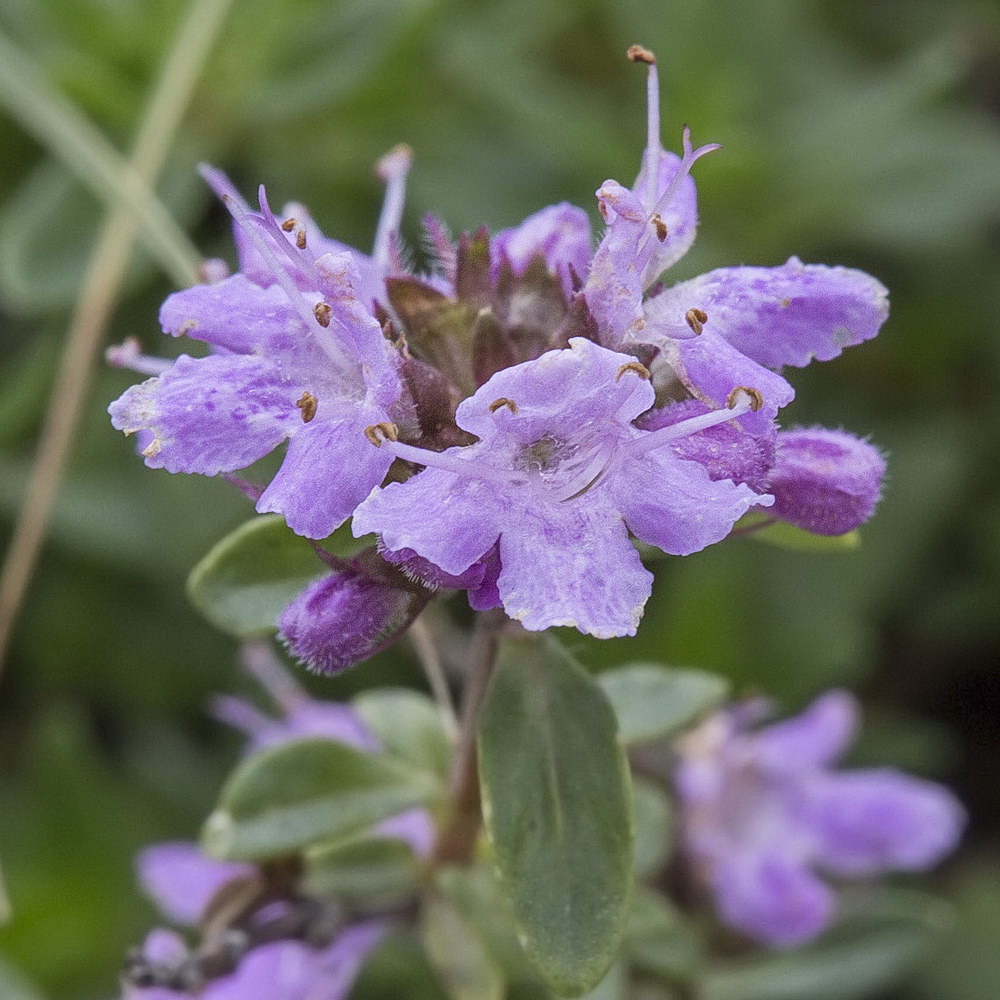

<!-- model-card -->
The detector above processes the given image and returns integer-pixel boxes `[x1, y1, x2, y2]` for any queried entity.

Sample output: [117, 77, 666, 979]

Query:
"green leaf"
[304, 835, 421, 907]
[186, 515, 365, 638]
[597, 664, 729, 745]
[632, 778, 674, 878]
[202, 737, 435, 861]
[353, 687, 453, 781]
[701, 891, 947, 1000]
[478, 636, 633, 997]
[626, 888, 701, 984]
[752, 521, 861, 553]
[423, 892, 505, 1000]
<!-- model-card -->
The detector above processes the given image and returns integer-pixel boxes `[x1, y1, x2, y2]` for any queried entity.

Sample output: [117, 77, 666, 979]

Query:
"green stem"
[0, 0, 236, 675]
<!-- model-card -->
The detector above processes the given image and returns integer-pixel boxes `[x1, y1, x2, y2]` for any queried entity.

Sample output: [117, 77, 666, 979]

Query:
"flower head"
[676, 691, 965, 947]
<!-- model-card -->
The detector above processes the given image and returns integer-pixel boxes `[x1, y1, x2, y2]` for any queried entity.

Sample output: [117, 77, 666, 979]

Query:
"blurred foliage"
[0, 0, 998, 997]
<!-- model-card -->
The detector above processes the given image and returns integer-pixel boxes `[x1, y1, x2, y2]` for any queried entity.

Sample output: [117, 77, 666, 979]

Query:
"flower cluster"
[121, 648, 430, 998]
[675, 690, 965, 947]
[109, 46, 887, 663]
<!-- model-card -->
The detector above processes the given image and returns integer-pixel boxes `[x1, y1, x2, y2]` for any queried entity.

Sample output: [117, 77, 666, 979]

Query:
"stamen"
[296, 392, 318, 423]
[685, 307, 708, 335]
[105, 337, 171, 377]
[615, 361, 651, 381]
[280, 218, 298, 232]
[364, 422, 400, 447]
[626, 392, 761, 459]
[295, 228, 307, 250]
[651, 214, 668, 241]
[373, 144, 413, 274]
[313, 301, 332, 327]
[489, 397, 519, 414]
[726, 386, 764, 412]
[628, 44, 662, 211]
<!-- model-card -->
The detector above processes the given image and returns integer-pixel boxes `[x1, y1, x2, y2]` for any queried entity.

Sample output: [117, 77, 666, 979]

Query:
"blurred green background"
[0, 0, 998, 997]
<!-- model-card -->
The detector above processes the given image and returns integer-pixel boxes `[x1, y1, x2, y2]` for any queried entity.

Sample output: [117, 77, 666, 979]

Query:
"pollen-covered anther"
[651, 214, 668, 242]
[280, 217, 298, 232]
[488, 397, 518, 414]
[627, 44, 656, 65]
[727, 386, 765, 412]
[296, 392, 318, 423]
[364, 422, 399, 447]
[295, 228, 307, 250]
[615, 361, 651, 381]
[685, 308, 708, 335]
[313, 301, 332, 327]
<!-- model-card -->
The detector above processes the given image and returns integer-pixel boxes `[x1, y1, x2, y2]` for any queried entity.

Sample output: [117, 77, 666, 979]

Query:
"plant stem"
[0, 0, 235, 677]
[430, 608, 507, 866]
[409, 616, 459, 742]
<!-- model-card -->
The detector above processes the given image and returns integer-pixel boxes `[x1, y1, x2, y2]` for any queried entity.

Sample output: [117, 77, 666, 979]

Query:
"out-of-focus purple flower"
[109, 160, 412, 540]
[676, 690, 966, 948]
[768, 427, 886, 535]
[583, 49, 888, 436]
[353, 337, 771, 638]
[124, 923, 385, 1000]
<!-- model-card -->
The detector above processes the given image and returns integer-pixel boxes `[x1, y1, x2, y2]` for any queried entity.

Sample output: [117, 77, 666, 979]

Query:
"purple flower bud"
[769, 428, 886, 535]
[277, 566, 428, 674]
[676, 691, 965, 948]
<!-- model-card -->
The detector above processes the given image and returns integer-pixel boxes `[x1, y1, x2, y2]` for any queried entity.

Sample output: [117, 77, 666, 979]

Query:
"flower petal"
[649, 259, 889, 369]
[109, 354, 298, 475]
[613, 448, 770, 556]
[136, 842, 252, 925]
[751, 690, 859, 772]
[352, 469, 503, 576]
[257, 404, 395, 538]
[809, 769, 966, 878]
[712, 849, 836, 947]
[496, 499, 652, 638]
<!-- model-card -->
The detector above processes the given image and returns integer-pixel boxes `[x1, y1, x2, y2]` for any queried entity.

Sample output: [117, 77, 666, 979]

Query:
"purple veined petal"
[650, 258, 889, 370]
[277, 568, 426, 674]
[711, 848, 836, 948]
[257, 403, 396, 538]
[455, 337, 655, 444]
[752, 690, 860, 773]
[136, 842, 253, 926]
[640, 399, 776, 493]
[159, 274, 318, 357]
[612, 446, 771, 556]
[664, 328, 796, 434]
[109, 354, 299, 475]
[375, 808, 435, 856]
[353, 468, 504, 577]
[769, 428, 886, 536]
[491, 202, 593, 299]
[809, 769, 966, 878]
[496, 498, 652, 638]
[467, 545, 502, 611]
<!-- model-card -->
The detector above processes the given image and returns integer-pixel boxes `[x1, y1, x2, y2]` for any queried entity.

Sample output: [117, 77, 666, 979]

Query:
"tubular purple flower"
[353, 337, 771, 637]
[676, 690, 966, 947]
[768, 427, 886, 535]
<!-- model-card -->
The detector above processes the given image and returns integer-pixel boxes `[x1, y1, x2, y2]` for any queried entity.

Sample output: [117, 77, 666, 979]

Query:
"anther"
[727, 386, 764, 412]
[651, 214, 668, 242]
[295, 228, 307, 250]
[685, 308, 708, 335]
[627, 44, 656, 65]
[364, 422, 399, 447]
[488, 397, 518, 414]
[313, 302, 332, 327]
[296, 392, 318, 423]
[615, 361, 651, 381]
[280, 218, 297, 232]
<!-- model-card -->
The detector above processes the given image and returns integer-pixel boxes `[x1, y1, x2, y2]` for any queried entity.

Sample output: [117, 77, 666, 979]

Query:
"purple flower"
[675, 691, 966, 947]
[352, 337, 771, 638]
[768, 427, 886, 535]
[583, 49, 888, 434]
[109, 161, 412, 540]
